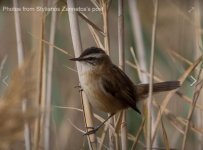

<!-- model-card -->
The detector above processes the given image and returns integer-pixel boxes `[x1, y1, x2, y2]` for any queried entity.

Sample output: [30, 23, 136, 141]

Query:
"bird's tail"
[135, 81, 180, 99]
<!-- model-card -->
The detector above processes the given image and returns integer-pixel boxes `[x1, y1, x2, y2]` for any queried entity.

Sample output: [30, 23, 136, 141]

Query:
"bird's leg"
[74, 83, 83, 92]
[84, 113, 115, 135]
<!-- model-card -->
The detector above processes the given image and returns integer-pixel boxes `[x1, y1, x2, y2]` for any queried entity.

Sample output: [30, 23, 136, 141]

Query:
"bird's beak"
[69, 57, 83, 61]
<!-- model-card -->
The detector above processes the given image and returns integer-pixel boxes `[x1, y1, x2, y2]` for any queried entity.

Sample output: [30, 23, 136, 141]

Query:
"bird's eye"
[85, 57, 97, 65]
[87, 57, 95, 60]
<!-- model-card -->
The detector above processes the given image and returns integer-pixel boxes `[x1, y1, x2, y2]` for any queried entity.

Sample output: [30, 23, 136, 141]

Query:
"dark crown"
[80, 47, 106, 58]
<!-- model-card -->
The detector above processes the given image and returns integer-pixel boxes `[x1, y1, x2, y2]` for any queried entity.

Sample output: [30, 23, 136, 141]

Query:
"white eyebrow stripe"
[83, 53, 104, 59]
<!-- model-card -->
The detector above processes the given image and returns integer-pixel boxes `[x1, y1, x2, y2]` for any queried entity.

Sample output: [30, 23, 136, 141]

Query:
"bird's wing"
[101, 65, 141, 114]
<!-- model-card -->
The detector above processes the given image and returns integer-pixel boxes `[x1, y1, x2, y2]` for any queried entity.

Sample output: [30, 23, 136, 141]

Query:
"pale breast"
[80, 71, 125, 113]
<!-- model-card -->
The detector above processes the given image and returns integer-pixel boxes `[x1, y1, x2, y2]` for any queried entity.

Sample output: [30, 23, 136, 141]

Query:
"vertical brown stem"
[147, 0, 159, 149]
[102, 0, 110, 54]
[13, 0, 31, 150]
[33, 14, 46, 150]
[118, 0, 127, 149]
[44, 2, 57, 149]
[67, 0, 97, 149]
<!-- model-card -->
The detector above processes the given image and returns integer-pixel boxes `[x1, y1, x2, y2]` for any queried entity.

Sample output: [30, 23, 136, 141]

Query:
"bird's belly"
[80, 73, 125, 113]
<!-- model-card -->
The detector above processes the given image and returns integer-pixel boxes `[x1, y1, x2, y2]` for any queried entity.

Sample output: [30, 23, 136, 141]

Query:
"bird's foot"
[83, 126, 100, 136]
[74, 85, 83, 92]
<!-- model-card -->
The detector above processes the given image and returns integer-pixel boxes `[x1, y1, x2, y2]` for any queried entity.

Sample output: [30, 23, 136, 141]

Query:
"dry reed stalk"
[67, 0, 97, 149]
[147, 0, 159, 149]
[54, 105, 116, 132]
[152, 55, 203, 143]
[90, 0, 100, 9]
[40, 46, 47, 149]
[153, 101, 184, 134]
[194, 0, 203, 51]
[128, 51, 203, 148]
[128, 0, 148, 83]
[181, 67, 203, 150]
[157, 100, 203, 136]
[44, 4, 57, 150]
[128, 133, 145, 147]
[99, 114, 123, 149]
[126, 60, 203, 112]
[13, 0, 24, 65]
[160, 110, 170, 150]
[128, 0, 159, 147]
[88, 25, 105, 49]
[79, 93, 97, 150]
[77, 12, 104, 36]
[98, 125, 108, 150]
[0, 56, 7, 79]
[176, 91, 203, 112]
[101, 0, 110, 54]
[118, 0, 128, 149]
[100, 0, 115, 149]
[13, 0, 31, 149]
[114, 123, 119, 150]
[131, 119, 145, 150]
[128, 58, 203, 139]
[33, 14, 46, 150]
[128, 58, 203, 111]
[153, 99, 203, 142]
[130, 47, 143, 80]
[126, 61, 162, 82]
[127, 58, 203, 112]
[193, 1, 203, 149]
[118, 0, 124, 70]
[55, 105, 117, 133]
[114, 112, 123, 133]
[29, 34, 70, 55]
[169, 50, 200, 73]
[120, 112, 127, 150]
[169, 50, 193, 65]
[77, 12, 104, 49]
[64, 65, 78, 72]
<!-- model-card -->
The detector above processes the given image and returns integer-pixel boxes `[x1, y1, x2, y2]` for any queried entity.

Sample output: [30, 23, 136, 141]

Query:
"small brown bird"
[70, 47, 180, 135]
